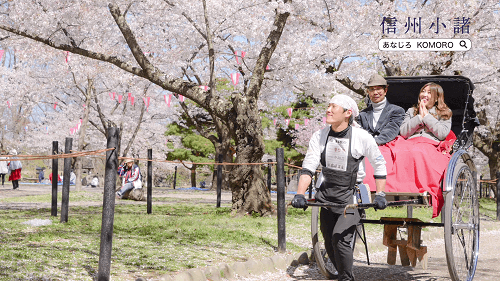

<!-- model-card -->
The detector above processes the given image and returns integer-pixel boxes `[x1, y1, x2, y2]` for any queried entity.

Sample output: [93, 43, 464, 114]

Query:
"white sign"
[379, 38, 471, 51]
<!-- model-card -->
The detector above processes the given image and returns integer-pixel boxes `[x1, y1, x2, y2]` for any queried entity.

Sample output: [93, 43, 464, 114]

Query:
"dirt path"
[240, 223, 500, 281]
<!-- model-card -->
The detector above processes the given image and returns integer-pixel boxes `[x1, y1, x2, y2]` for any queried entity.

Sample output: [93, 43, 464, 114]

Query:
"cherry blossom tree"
[1, 0, 500, 212]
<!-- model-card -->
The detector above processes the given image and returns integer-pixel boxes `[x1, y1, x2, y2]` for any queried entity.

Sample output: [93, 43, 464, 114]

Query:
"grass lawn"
[0, 191, 490, 280]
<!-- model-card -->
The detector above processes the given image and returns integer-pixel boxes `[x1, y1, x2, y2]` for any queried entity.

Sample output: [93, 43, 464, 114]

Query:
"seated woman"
[364, 82, 455, 218]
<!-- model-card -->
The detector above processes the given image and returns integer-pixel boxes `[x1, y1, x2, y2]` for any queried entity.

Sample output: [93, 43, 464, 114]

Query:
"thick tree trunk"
[191, 164, 197, 188]
[228, 94, 272, 216]
[473, 131, 499, 198]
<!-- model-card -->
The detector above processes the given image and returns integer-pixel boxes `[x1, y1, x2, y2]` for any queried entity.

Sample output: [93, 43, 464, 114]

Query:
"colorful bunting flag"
[179, 95, 184, 102]
[287, 108, 293, 117]
[6, 101, 10, 108]
[304, 118, 310, 126]
[131, 97, 135, 106]
[65, 51, 70, 63]
[273, 119, 277, 126]
[109, 92, 115, 100]
[118, 95, 123, 103]
[266, 65, 270, 70]
[285, 119, 289, 126]
[234, 50, 246, 64]
[128, 93, 132, 100]
[0, 50, 4, 62]
[230, 73, 240, 85]
[295, 123, 299, 130]
[164, 94, 172, 107]
[199, 85, 209, 91]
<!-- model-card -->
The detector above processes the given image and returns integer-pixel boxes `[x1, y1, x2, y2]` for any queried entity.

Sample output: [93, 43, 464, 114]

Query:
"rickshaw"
[308, 76, 480, 281]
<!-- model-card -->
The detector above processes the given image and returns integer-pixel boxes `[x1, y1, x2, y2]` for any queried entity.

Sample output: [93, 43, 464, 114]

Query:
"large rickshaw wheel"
[444, 162, 480, 281]
[311, 206, 338, 279]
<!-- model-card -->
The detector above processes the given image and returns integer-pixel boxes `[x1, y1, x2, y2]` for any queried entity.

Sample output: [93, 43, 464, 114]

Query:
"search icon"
[460, 40, 467, 48]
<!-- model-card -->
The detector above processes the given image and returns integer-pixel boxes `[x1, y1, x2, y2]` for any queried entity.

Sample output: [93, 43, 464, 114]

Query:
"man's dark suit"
[357, 101, 405, 145]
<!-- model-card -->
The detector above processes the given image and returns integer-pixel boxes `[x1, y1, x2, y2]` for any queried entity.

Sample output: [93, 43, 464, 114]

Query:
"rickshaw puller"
[291, 94, 388, 281]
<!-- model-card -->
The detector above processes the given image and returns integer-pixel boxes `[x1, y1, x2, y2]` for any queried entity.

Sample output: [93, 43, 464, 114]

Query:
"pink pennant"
[285, 119, 289, 126]
[295, 124, 299, 130]
[266, 65, 270, 70]
[118, 95, 123, 103]
[287, 108, 293, 117]
[0, 50, 4, 62]
[79, 119, 83, 124]
[65, 51, 70, 63]
[230, 73, 240, 85]
[235, 51, 247, 64]
[54, 102, 57, 110]
[199, 85, 209, 91]
[131, 97, 135, 105]
[142, 97, 150, 107]
[179, 95, 184, 102]
[128, 93, 132, 100]
[6, 101, 10, 108]
[165, 94, 172, 107]
[273, 119, 277, 126]
[322, 117, 326, 125]
[147, 97, 151, 106]
[70, 128, 74, 135]
[304, 118, 310, 126]
[109, 92, 115, 100]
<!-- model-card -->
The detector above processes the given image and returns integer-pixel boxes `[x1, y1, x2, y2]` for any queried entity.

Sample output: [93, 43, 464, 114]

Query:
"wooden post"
[479, 175, 483, 198]
[496, 171, 500, 221]
[407, 206, 413, 218]
[147, 148, 152, 214]
[97, 127, 119, 281]
[173, 166, 177, 189]
[51, 141, 58, 217]
[60, 137, 72, 223]
[276, 148, 286, 253]
[267, 159, 272, 193]
[216, 154, 222, 208]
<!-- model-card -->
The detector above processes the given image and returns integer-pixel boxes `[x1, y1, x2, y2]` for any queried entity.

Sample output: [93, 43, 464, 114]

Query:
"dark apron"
[315, 127, 364, 214]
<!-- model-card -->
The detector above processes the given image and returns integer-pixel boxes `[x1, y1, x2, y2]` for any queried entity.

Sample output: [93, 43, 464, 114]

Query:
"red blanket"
[364, 133, 456, 218]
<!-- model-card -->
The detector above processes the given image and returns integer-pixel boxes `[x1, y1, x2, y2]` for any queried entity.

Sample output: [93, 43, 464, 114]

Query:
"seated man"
[358, 74, 404, 196]
[357, 74, 405, 145]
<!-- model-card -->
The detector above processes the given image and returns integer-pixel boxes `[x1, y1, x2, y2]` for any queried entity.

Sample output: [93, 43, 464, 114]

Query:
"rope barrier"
[0, 148, 115, 162]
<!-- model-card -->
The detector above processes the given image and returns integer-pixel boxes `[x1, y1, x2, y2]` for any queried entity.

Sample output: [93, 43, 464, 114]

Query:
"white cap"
[328, 94, 360, 127]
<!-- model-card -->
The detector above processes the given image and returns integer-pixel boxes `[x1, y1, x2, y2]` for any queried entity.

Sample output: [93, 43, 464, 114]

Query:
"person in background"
[8, 149, 22, 190]
[90, 174, 99, 188]
[38, 168, 45, 183]
[0, 150, 8, 186]
[70, 170, 76, 185]
[116, 158, 142, 199]
[49, 172, 62, 183]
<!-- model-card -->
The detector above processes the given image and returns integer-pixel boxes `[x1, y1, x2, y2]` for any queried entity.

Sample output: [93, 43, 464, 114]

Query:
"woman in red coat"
[8, 149, 22, 190]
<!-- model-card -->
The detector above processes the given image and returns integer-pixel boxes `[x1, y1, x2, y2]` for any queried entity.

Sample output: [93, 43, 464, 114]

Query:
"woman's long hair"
[412, 82, 452, 120]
